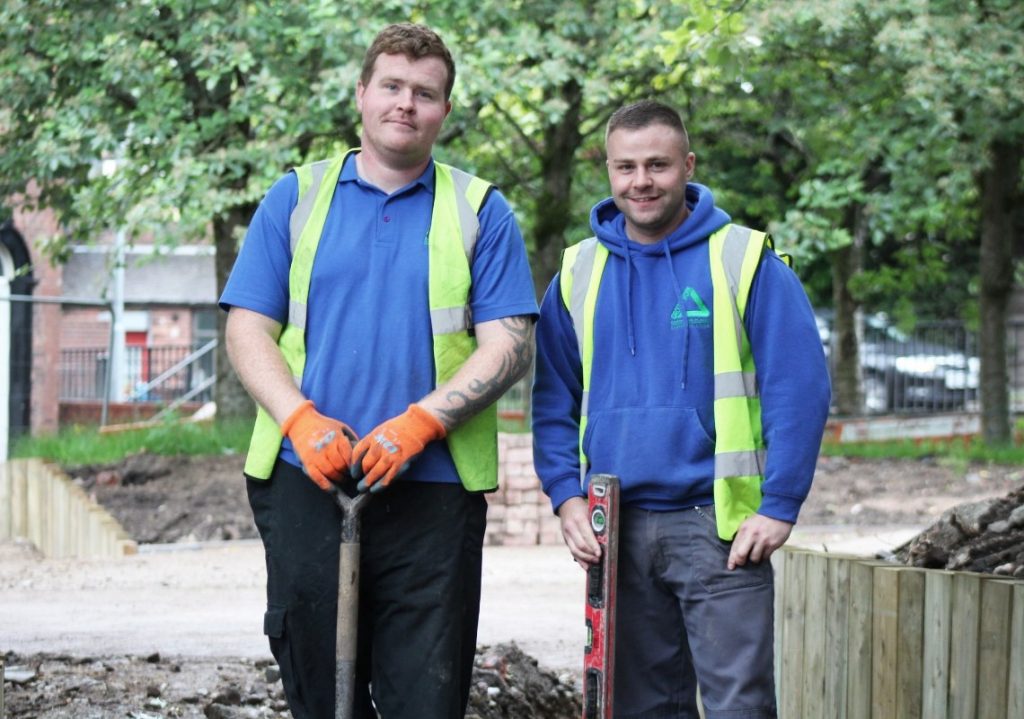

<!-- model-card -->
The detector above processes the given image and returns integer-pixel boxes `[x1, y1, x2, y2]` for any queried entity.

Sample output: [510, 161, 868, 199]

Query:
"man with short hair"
[221, 23, 537, 719]
[532, 99, 830, 718]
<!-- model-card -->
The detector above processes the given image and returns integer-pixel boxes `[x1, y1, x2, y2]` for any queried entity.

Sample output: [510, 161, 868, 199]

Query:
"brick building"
[2, 201, 217, 448]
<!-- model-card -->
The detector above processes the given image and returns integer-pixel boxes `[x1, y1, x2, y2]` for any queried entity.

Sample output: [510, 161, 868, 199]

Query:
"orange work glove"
[280, 400, 357, 491]
[350, 404, 447, 493]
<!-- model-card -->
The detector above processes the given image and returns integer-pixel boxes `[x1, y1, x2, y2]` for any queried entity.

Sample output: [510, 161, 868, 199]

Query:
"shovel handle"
[332, 486, 371, 719]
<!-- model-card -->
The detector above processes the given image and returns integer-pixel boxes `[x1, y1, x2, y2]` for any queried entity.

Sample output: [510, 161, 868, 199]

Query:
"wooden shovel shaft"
[334, 490, 371, 719]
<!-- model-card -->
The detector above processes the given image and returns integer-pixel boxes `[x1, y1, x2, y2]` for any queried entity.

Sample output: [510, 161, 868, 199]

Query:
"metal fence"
[11, 289, 1024, 433]
[59, 342, 215, 403]
[824, 316, 1024, 416]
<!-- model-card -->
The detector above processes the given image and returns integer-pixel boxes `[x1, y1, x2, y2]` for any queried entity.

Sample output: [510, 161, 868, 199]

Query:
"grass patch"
[820, 436, 1024, 465]
[10, 417, 253, 465]
[14, 413, 1024, 467]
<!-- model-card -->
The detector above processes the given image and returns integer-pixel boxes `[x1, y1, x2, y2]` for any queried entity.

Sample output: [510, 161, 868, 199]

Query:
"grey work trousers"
[613, 504, 777, 719]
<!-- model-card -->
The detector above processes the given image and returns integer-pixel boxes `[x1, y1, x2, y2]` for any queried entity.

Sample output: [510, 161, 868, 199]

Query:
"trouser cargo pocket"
[264, 605, 286, 638]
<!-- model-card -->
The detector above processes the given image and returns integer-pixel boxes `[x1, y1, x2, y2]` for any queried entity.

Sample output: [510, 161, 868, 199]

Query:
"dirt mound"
[469, 643, 580, 718]
[64, 451, 1024, 546]
[893, 484, 1024, 576]
[3, 644, 580, 719]
[2, 651, 287, 719]
[66, 453, 256, 544]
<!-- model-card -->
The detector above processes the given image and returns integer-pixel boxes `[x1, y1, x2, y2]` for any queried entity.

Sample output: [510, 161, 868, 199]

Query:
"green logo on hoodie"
[671, 287, 709, 329]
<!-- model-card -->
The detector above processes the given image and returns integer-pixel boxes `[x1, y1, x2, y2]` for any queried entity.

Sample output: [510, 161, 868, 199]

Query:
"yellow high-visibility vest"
[244, 150, 498, 492]
[559, 224, 773, 539]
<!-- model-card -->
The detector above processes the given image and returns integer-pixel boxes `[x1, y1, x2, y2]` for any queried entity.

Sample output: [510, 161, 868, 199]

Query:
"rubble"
[3, 644, 581, 719]
[892, 485, 1024, 576]
[468, 643, 581, 719]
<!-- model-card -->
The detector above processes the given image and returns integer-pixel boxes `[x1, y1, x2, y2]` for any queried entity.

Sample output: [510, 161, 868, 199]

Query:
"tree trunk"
[213, 204, 257, 423]
[831, 206, 865, 415]
[978, 140, 1021, 444]
[530, 78, 583, 302]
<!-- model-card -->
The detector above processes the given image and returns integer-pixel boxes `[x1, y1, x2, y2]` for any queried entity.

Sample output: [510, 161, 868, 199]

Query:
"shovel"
[331, 484, 372, 719]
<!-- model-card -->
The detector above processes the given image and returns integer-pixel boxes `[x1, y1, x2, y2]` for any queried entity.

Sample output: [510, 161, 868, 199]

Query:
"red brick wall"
[59, 401, 204, 426]
[12, 200, 62, 435]
[60, 308, 199, 350]
[486, 433, 562, 546]
[61, 307, 110, 349]
[149, 308, 193, 346]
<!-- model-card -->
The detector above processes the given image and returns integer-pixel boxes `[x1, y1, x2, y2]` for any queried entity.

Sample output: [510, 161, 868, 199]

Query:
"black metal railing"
[60, 342, 215, 404]
[55, 321, 1024, 419]
[823, 317, 1024, 415]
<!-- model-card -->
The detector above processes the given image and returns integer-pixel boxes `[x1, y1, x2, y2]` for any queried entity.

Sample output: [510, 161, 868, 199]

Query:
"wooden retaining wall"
[773, 547, 1024, 719]
[0, 458, 137, 558]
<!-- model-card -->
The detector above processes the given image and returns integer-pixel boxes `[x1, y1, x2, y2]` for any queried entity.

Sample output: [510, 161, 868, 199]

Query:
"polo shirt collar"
[339, 152, 436, 196]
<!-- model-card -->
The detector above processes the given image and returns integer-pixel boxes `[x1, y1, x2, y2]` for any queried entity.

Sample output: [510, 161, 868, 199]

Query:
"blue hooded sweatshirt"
[532, 184, 830, 524]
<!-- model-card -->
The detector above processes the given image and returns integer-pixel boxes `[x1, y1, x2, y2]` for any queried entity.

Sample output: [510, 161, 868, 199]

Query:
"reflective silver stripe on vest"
[431, 305, 470, 334]
[715, 448, 766, 478]
[714, 370, 757, 399]
[429, 167, 482, 337]
[290, 160, 331, 253]
[449, 167, 482, 263]
[719, 225, 754, 351]
[288, 299, 307, 331]
[567, 238, 600, 357]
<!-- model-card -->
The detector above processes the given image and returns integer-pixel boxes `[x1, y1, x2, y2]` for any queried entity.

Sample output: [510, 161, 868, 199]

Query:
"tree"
[444, 0, 745, 298]
[0, 0, 393, 420]
[704, 0, 1024, 436]
[891, 0, 1024, 442]
[2, 0, 745, 425]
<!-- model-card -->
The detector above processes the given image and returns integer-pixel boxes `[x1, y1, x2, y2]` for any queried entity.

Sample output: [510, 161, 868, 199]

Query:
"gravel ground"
[3, 451, 1023, 717]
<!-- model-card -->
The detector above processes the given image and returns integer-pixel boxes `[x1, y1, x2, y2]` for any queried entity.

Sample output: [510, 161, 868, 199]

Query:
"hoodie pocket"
[583, 406, 715, 487]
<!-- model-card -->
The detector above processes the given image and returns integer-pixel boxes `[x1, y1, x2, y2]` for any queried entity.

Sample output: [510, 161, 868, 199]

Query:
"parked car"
[859, 314, 979, 413]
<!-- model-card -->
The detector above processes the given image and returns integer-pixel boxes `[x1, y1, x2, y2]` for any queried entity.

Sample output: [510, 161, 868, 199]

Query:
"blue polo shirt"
[220, 153, 538, 482]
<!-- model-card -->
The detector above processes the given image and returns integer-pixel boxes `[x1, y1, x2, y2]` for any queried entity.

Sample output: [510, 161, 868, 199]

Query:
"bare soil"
[4, 451, 1023, 717]
[66, 451, 1024, 543]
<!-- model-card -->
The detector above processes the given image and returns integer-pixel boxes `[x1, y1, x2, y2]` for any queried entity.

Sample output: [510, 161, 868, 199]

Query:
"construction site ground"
[2, 452, 1023, 717]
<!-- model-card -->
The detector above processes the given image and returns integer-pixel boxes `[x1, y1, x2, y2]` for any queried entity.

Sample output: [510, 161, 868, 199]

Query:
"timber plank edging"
[0, 458, 138, 559]
[774, 546, 1023, 719]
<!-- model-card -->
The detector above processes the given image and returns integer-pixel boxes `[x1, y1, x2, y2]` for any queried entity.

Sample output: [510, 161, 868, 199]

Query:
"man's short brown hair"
[606, 100, 689, 149]
[361, 23, 456, 100]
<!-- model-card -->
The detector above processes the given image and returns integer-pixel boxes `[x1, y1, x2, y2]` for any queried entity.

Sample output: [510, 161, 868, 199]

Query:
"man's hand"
[727, 514, 793, 570]
[557, 496, 602, 570]
[351, 405, 446, 493]
[280, 400, 357, 491]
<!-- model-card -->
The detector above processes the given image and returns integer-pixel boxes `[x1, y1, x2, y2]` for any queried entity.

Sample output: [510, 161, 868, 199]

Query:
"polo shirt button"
[383, 216, 391, 223]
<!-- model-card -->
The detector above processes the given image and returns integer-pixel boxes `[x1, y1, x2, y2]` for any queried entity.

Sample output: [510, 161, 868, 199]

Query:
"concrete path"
[0, 542, 584, 675]
[0, 528, 918, 676]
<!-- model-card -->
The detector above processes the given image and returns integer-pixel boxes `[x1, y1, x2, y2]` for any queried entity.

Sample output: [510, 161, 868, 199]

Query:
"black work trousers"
[247, 459, 487, 719]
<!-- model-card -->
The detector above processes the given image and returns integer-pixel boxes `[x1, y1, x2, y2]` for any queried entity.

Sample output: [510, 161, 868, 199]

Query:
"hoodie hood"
[590, 182, 731, 257]
[587, 183, 730, 385]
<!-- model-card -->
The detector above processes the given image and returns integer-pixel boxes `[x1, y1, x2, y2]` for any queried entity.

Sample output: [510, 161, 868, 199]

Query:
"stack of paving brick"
[486, 433, 562, 546]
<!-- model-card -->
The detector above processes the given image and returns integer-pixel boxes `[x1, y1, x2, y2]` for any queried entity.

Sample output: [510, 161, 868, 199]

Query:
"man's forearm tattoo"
[439, 316, 534, 426]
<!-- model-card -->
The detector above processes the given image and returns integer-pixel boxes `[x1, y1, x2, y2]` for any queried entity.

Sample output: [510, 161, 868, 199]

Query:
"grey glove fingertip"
[350, 455, 365, 480]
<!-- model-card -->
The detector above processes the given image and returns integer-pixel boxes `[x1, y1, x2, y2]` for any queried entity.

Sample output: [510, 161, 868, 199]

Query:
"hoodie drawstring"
[662, 242, 689, 390]
[624, 241, 637, 356]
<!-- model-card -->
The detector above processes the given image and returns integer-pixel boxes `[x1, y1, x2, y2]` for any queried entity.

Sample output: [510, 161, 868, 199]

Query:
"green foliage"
[9, 418, 252, 465]
[439, 0, 748, 289]
[673, 0, 1024, 320]
[0, 0, 406, 257]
